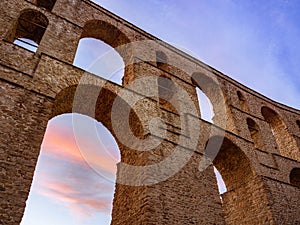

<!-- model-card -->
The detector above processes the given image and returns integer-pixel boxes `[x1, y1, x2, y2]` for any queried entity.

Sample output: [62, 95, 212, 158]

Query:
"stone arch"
[237, 90, 249, 112]
[158, 75, 175, 101]
[157, 75, 177, 113]
[20, 112, 121, 224]
[80, 20, 130, 48]
[246, 117, 265, 150]
[73, 38, 125, 85]
[191, 72, 225, 126]
[195, 86, 214, 123]
[156, 51, 168, 70]
[74, 20, 132, 85]
[20, 82, 146, 224]
[51, 84, 144, 142]
[210, 136, 254, 191]
[155, 51, 173, 110]
[36, 0, 56, 11]
[290, 168, 300, 188]
[9, 9, 48, 52]
[206, 136, 272, 224]
[296, 120, 300, 129]
[261, 106, 299, 161]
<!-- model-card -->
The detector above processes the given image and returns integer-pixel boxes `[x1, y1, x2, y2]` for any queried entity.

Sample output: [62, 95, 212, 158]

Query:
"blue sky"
[20, 0, 300, 224]
[94, 0, 300, 109]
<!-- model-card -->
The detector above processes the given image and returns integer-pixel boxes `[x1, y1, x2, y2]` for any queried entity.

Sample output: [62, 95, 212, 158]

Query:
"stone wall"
[0, 0, 299, 224]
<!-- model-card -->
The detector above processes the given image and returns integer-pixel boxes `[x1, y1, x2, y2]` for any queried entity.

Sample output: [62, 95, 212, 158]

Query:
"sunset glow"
[21, 114, 120, 224]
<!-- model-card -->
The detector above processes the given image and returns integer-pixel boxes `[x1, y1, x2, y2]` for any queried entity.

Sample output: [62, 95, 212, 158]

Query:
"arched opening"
[191, 73, 221, 124]
[261, 106, 299, 161]
[21, 113, 120, 225]
[213, 166, 227, 196]
[156, 51, 168, 70]
[14, 38, 39, 52]
[290, 168, 300, 188]
[73, 20, 131, 85]
[195, 87, 214, 123]
[212, 137, 254, 192]
[237, 90, 249, 112]
[36, 0, 56, 11]
[158, 75, 175, 101]
[11, 9, 48, 52]
[247, 118, 264, 150]
[73, 38, 125, 85]
[157, 75, 177, 114]
[204, 136, 271, 224]
[156, 52, 177, 113]
[20, 83, 145, 225]
[296, 120, 300, 129]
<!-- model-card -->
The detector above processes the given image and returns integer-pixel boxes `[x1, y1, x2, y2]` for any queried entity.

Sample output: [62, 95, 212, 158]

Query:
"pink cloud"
[41, 114, 120, 176]
[34, 160, 115, 219]
[32, 114, 120, 220]
[35, 176, 113, 216]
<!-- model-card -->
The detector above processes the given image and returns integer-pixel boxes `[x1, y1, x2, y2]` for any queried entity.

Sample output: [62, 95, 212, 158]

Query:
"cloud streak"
[41, 114, 120, 176]
[32, 114, 120, 221]
[34, 168, 113, 218]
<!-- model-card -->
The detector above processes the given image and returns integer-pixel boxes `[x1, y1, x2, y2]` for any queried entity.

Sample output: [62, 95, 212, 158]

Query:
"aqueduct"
[0, 0, 300, 224]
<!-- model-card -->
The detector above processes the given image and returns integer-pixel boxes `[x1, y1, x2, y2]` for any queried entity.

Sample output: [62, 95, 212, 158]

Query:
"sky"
[20, 0, 300, 224]
[93, 0, 300, 109]
[21, 114, 120, 225]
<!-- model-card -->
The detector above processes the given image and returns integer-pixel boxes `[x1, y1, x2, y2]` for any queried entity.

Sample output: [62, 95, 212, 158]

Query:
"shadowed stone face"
[36, 0, 56, 11]
[290, 168, 300, 188]
[13, 9, 48, 44]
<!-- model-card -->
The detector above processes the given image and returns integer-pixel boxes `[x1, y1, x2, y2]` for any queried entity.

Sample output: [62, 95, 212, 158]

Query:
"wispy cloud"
[32, 114, 120, 220]
[34, 168, 113, 218]
[41, 114, 119, 176]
